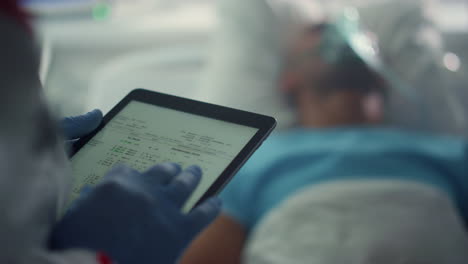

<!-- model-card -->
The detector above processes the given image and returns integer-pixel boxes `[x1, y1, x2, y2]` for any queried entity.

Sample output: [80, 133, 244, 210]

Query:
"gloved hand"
[61, 109, 102, 153]
[50, 163, 221, 264]
[62, 109, 103, 140]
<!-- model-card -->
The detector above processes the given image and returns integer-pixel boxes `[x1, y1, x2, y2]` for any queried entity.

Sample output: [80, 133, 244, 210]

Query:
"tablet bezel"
[70, 88, 276, 209]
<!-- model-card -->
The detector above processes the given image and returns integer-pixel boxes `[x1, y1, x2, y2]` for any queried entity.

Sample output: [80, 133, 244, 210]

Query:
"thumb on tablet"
[62, 109, 103, 140]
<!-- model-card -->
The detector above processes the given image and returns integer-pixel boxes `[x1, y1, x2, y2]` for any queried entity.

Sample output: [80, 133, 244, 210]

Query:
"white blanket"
[244, 180, 468, 264]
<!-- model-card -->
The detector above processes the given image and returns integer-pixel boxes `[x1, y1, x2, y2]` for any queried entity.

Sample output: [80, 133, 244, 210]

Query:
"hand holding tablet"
[52, 89, 275, 263]
[51, 162, 221, 264]
[69, 89, 276, 212]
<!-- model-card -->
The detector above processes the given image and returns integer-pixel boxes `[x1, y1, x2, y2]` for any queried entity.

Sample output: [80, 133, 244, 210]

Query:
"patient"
[180, 25, 468, 264]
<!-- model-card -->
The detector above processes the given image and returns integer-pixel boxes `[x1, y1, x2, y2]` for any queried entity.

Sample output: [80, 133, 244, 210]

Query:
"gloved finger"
[186, 197, 222, 236]
[141, 162, 182, 188]
[165, 165, 202, 208]
[61, 109, 103, 140]
[80, 185, 93, 196]
[103, 164, 140, 181]
[102, 163, 181, 197]
[100, 165, 152, 197]
[64, 185, 94, 216]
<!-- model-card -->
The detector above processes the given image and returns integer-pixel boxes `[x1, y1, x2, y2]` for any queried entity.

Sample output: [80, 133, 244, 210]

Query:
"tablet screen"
[71, 101, 259, 212]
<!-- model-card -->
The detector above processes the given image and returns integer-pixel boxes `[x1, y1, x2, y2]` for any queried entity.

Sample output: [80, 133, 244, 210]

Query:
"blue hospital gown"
[221, 128, 468, 231]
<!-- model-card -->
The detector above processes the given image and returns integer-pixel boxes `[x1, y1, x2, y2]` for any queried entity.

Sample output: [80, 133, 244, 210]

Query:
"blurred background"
[26, 0, 468, 134]
[27, 0, 217, 115]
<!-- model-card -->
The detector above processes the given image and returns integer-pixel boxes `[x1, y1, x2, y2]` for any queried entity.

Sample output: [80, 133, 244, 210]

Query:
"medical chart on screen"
[71, 101, 258, 212]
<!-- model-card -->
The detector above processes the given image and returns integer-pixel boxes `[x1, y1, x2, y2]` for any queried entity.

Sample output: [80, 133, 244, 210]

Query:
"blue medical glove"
[61, 109, 102, 154]
[61, 109, 103, 140]
[50, 163, 222, 264]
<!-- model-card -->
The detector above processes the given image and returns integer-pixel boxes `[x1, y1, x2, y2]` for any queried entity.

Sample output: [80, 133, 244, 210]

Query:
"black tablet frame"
[71, 88, 276, 209]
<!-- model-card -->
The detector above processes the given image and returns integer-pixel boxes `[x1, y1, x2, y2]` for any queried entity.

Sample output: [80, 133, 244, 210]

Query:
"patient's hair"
[305, 24, 387, 97]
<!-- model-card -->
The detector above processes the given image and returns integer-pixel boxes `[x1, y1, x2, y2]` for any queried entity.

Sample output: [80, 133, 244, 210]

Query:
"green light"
[92, 3, 111, 21]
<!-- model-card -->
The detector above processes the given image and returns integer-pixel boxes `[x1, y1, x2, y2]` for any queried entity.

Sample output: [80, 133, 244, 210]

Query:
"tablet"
[70, 89, 276, 212]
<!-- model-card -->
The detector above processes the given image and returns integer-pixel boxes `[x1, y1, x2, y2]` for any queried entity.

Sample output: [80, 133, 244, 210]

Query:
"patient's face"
[280, 27, 384, 126]
[281, 29, 329, 95]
